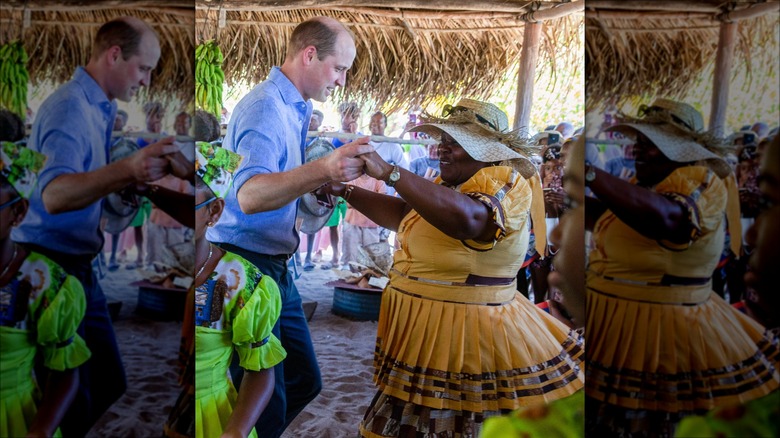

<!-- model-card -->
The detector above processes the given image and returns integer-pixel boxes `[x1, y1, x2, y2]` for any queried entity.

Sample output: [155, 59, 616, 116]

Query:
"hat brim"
[298, 139, 337, 233]
[608, 123, 731, 178]
[306, 138, 335, 162]
[500, 157, 539, 180]
[533, 130, 562, 142]
[409, 123, 522, 162]
[102, 192, 139, 234]
[297, 193, 333, 234]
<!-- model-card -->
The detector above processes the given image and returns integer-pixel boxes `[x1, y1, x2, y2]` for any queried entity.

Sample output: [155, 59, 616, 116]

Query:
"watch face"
[585, 167, 596, 182]
[387, 166, 400, 187]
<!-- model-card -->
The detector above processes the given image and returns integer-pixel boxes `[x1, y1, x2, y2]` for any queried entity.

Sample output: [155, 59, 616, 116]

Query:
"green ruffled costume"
[0, 252, 91, 437]
[194, 251, 286, 438]
[481, 391, 584, 438]
[675, 391, 779, 438]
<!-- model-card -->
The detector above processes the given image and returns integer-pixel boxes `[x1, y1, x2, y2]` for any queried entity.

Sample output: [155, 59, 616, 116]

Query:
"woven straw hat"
[409, 99, 521, 162]
[608, 98, 731, 178]
[409, 99, 538, 178]
[533, 130, 563, 146]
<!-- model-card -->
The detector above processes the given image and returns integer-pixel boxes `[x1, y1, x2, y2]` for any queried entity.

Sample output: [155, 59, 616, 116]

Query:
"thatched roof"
[0, 1, 194, 106]
[585, 1, 780, 111]
[195, 0, 583, 114]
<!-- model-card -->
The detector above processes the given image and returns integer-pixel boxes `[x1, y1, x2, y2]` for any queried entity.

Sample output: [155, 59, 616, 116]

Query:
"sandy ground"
[281, 261, 378, 438]
[86, 247, 378, 437]
[86, 255, 182, 438]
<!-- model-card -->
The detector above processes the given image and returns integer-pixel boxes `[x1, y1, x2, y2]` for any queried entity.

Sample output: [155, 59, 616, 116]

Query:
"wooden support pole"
[586, 10, 712, 21]
[719, 2, 780, 22]
[195, 0, 538, 13]
[585, 1, 721, 13]
[513, 21, 541, 130]
[522, 0, 584, 22]
[193, 18, 527, 32]
[2, 0, 193, 10]
[710, 21, 737, 136]
[305, 131, 438, 145]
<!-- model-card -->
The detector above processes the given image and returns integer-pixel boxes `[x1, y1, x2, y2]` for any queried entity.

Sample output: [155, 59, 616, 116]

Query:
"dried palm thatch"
[195, 1, 582, 114]
[585, 3, 779, 111]
[0, 2, 194, 106]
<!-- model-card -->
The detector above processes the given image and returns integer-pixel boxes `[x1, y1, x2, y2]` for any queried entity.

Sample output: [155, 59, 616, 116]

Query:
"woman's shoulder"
[213, 250, 264, 290]
[16, 251, 86, 330]
[668, 165, 712, 180]
[656, 165, 724, 196]
[19, 251, 70, 294]
[459, 165, 527, 197]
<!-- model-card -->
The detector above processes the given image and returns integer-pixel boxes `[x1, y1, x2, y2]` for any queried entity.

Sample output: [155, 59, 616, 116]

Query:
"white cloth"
[545, 217, 559, 244]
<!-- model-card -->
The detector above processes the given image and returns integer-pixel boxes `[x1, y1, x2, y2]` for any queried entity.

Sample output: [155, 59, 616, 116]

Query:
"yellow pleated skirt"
[586, 274, 780, 414]
[370, 274, 584, 414]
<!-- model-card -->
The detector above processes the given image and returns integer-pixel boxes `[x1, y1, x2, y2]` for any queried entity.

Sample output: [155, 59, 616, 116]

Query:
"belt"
[587, 272, 712, 305]
[603, 274, 710, 287]
[390, 269, 514, 287]
[216, 243, 291, 263]
[20, 243, 96, 265]
[250, 253, 291, 262]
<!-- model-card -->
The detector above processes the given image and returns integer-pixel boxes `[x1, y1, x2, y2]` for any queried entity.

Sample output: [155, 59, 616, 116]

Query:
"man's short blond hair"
[286, 17, 353, 61]
[92, 17, 157, 60]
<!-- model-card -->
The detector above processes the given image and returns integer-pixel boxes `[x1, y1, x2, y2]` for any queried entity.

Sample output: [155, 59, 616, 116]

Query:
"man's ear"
[301, 46, 317, 65]
[105, 45, 122, 65]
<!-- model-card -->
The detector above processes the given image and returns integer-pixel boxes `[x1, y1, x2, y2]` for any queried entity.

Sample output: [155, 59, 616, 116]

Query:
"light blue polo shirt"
[207, 67, 313, 255]
[13, 67, 117, 255]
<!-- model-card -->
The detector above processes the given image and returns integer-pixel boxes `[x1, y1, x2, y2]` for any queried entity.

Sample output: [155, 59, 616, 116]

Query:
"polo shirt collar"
[73, 66, 113, 111]
[269, 66, 307, 106]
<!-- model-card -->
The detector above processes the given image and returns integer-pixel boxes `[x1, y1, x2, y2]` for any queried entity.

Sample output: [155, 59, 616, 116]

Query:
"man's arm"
[237, 140, 374, 214]
[42, 139, 180, 214]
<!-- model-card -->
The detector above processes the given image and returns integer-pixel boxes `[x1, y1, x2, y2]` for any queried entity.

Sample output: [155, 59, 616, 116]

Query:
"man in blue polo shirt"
[207, 16, 372, 438]
[13, 17, 182, 436]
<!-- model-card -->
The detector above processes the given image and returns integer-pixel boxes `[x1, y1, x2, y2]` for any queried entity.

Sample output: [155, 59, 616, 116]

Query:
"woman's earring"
[207, 221, 214, 227]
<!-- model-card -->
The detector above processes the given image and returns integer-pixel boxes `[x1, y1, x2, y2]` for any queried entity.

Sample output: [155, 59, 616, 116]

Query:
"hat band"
[442, 104, 499, 131]
[639, 104, 696, 131]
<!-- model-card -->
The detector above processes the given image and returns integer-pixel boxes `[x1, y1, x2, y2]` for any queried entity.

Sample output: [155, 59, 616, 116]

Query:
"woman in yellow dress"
[320, 99, 584, 437]
[584, 99, 779, 436]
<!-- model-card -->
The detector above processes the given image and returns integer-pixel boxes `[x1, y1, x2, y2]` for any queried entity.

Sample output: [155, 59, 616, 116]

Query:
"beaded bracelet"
[343, 184, 356, 202]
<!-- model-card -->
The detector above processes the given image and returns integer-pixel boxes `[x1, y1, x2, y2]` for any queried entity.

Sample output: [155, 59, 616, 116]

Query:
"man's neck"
[83, 63, 114, 102]
[279, 62, 309, 102]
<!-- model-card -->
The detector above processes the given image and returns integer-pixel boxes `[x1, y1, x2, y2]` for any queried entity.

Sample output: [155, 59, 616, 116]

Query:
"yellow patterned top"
[392, 165, 534, 283]
[588, 165, 726, 285]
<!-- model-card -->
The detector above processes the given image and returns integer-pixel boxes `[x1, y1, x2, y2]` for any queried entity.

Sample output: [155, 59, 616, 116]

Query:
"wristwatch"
[584, 162, 596, 186]
[386, 165, 401, 187]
